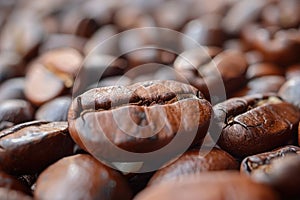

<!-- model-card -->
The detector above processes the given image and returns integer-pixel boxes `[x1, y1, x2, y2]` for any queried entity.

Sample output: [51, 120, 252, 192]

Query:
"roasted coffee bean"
[0, 52, 23, 83]
[39, 34, 86, 54]
[0, 121, 74, 174]
[153, 1, 189, 30]
[0, 100, 33, 124]
[222, 0, 268, 35]
[148, 147, 239, 186]
[246, 63, 284, 80]
[0, 188, 33, 200]
[285, 64, 300, 79]
[25, 63, 67, 106]
[16, 174, 38, 191]
[245, 51, 264, 65]
[299, 122, 300, 146]
[0, 12, 44, 61]
[174, 48, 248, 98]
[75, 18, 99, 38]
[34, 154, 132, 200]
[68, 80, 212, 157]
[0, 78, 25, 101]
[134, 172, 279, 200]
[242, 25, 300, 65]
[83, 25, 119, 55]
[0, 171, 31, 195]
[74, 54, 128, 95]
[241, 145, 300, 197]
[25, 48, 83, 105]
[232, 76, 286, 97]
[35, 96, 72, 121]
[278, 77, 300, 109]
[182, 14, 225, 48]
[0, 121, 13, 131]
[213, 94, 300, 157]
[223, 39, 248, 52]
[262, 0, 300, 29]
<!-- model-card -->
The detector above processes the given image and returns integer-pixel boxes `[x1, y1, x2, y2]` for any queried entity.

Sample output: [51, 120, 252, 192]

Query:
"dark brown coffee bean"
[0, 100, 33, 124]
[174, 48, 248, 98]
[0, 78, 25, 101]
[182, 14, 225, 48]
[213, 94, 300, 157]
[0, 121, 74, 174]
[0, 188, 33, 200]
[0, 171, 31, 195]
[0, 121, 13, 131]
[0, 12, 44, 61]
[148, 147, 239, 186]
[0, 52, 23, 83]
[39, 34, 86, 54]
[245, 51, 264, 65]
[34, 154, 132, 200]
[232, 75, 286, 97]
[241, 145, 300, 197]
[68, 80, 212, 156]
[25, 48, 83, 106]
[73, 54, 128, 95]
[262, 0, 300, 29]
[279, 77, 300, 109]
[223, 39, 248, 52]
[114, 6, 155, 30]
[299, 122, 300, 146]
[222, 0, 268, 35]
[25, 63, 66, 106]
[243, 25, 300, 65]
[134, 172, 279, 200]
[83, 25, 119, 55]
[75, 18, 99, 38]
[16, 174, 38, 191]
[285, 64, 300, 79]
[246, 63, 284, 80]
[35, 96, 72, 121]
[153, 1, 189, 30]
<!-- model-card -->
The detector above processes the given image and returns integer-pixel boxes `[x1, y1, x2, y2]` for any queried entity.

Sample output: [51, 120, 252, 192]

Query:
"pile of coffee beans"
[0, 0, 300, 199]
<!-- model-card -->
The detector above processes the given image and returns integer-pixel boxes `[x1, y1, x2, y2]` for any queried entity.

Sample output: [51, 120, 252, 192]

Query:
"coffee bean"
[134, 172, 279, 200]
[40, 34, 86, 54]
[68, 80, 212, 167]
[0, 12, 44, 61]
[0, 188, 33, 200]
[83, 25, 119, 55]
[232, 75, 286, 97]
[285, 64, 300, 79]
[298, 122, 300, 146]
[25, 48, 83, 105]
[148, 147, 239, 186]
[213, 94, 300, 157]
[278, 77, 300, 109]
[0, 78, 25, 101]
[174, 48, 248, 98]
[0, 121, 74, 174]
[241, 145, 300, 197]
[182, 14, 225, 48]
[222, 0, 268, 35]
[262, 0, 300, 29]
[0, 52, 23, 83]
[34, 154, 132, 200]
[0, 171, 31, 195]
[25, 63, 66, 106]
[35, 96, 72, 121]
[243, 25, 300, 65]
[246, 63, 284, 80]
[0, 100, 33, 124]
